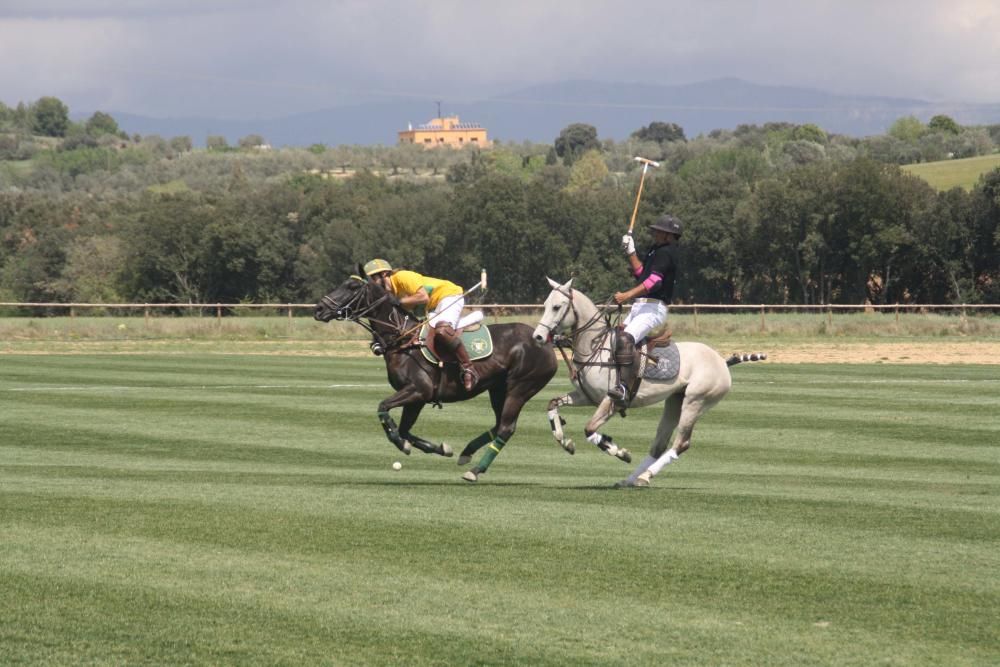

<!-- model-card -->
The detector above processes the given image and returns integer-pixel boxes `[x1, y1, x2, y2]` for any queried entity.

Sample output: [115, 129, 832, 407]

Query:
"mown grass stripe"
[2, 354, 998, 664]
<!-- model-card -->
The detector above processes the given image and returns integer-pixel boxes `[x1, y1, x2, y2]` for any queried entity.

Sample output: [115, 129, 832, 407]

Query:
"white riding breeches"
[428, 295, 465, 329]
[623, 298, 668, 343]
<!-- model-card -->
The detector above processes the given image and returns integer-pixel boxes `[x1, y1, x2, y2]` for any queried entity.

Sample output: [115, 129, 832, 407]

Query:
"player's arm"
[400, 288, 429, 310]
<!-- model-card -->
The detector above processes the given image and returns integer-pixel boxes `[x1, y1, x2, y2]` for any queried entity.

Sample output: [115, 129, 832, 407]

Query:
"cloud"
[1, 0, 999, 119]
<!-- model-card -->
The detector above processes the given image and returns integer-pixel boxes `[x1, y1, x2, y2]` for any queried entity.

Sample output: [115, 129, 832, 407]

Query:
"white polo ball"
[392, 461, 402, 471]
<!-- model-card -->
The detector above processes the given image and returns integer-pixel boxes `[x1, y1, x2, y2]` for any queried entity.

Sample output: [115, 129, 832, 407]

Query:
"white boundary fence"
[2, 301, 998, 334]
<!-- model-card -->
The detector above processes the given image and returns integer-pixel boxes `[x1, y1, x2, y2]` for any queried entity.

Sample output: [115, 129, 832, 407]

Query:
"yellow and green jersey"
[386, 270, 463, 311]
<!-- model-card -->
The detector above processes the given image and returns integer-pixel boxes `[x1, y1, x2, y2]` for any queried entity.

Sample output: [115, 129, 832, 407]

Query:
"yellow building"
[398, 116, 490, 148]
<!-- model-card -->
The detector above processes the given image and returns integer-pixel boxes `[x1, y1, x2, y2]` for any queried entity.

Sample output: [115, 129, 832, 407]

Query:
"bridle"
[540, 287, 615, 364]
[322, 276, 415, 353]
[535, 286, 578, 340]
[538, 287, 621, 405]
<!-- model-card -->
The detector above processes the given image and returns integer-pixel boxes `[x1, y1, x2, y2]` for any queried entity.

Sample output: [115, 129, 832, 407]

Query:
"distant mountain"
[102, 78, 1000, 147]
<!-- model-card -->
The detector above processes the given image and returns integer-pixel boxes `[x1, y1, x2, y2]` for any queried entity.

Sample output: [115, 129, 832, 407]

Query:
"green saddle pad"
[419, 324, 494, 364]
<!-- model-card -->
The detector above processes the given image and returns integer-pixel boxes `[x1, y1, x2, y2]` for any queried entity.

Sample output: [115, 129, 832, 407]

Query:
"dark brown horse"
[314, 270, 557, 482]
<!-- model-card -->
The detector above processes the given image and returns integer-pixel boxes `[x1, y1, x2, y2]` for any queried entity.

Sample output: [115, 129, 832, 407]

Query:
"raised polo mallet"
[627, 156, 661, 235]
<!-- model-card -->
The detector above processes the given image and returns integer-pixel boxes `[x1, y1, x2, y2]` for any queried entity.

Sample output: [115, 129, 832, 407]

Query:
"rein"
[545, 289, 620, 400]
[333, 278, 418, 354]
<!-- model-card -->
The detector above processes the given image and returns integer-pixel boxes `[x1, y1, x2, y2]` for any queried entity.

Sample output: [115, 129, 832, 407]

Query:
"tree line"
[1, 97, 998, 307]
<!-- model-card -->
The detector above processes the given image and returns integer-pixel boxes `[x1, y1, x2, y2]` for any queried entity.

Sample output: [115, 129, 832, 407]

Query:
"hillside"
[93, 78, 1000, 147]
[902, 153, 1000, 191]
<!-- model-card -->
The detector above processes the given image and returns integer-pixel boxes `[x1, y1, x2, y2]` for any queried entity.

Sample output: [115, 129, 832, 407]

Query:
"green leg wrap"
[462, 429, 495, 457]
[475, 436, 507, 472]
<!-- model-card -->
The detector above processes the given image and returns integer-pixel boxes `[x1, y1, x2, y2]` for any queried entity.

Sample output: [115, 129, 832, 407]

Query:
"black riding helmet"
[649, 214, 682, 237]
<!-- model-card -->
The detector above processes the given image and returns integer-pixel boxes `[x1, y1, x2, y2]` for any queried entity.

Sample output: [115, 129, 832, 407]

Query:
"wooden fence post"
[759, 305, 766, 332]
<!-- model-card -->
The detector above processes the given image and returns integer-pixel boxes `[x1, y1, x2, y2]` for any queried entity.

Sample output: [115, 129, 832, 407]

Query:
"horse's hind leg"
[634, 394, 716, 487]
[582, 398, 633, 464]
[457, 384, 506, 466]
[463, 393, 527, 483]
[398, 404, 452, 457]
[618, 393, 681, 487]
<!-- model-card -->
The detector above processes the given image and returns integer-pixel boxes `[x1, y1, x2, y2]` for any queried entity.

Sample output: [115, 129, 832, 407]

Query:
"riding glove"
[621, 234, 636, 256]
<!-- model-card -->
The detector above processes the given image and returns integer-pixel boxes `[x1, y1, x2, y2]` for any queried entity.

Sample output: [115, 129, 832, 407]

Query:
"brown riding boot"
[607, 332, 637, 408]
[453, 339, 478, 391]
[436, 324, 478, 391]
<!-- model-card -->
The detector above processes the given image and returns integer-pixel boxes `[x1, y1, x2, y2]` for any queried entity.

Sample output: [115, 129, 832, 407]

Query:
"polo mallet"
[627, 156, 661, 235]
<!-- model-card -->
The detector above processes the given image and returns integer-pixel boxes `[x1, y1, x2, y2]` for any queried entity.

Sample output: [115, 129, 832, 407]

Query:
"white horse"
[531, 277, 765, 487]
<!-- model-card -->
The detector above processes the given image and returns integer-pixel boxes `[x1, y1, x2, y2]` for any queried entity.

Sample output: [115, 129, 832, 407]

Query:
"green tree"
[631, 121, 686, 144]
[791, 123, 827, 144]
[565, 149, 609, 193]
[32, 96, 70, 137]
[967, 168, 1000, 301]
[887, 115, 925, 143]
[450, 172, 553, 301]
[84, 111, 120, 137]
[554, 123, 599, 167]
[119, 193, 215, 303]
[928, 114, 960, 135]
[52, 235, 124, 302]
[740, 164, 838, 303]
[238, 134, 267, 150]
[170, 136, 193, 153]
[206, 135, 229, 152]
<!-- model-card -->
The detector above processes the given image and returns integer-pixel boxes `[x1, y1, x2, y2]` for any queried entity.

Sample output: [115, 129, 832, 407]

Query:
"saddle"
[640, 338, 681, 382]
[419, 311, 494, 365]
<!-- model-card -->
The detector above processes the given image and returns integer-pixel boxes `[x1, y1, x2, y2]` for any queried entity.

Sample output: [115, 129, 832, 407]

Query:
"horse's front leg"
[377, 387, 428, 455]
[398, 403, 453, 457]
[583, 397, 632, 464]
[546, 387, 591, 455]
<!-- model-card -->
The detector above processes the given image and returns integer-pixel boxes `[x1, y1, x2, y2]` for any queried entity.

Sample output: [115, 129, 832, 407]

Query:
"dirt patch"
[764, 341, 1000, 364]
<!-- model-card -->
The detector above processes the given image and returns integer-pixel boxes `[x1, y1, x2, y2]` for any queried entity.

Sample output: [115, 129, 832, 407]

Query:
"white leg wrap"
[586, 432, 603, 446]
[647, 449, 679, 476]
[627, 455, 657, 483]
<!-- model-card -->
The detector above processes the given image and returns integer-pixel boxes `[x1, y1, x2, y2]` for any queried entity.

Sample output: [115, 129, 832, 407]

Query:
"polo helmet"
[363, 258, 393, 276]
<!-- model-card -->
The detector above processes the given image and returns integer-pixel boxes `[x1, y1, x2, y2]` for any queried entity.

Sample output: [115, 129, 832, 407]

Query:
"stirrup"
[607, 383, 630, 407]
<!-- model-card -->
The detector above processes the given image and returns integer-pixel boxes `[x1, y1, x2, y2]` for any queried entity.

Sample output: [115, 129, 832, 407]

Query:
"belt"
[633, 298, 666, 306]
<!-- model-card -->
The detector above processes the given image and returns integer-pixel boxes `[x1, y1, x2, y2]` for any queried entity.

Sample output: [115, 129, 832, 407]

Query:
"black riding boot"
[608, 332, 637, 408]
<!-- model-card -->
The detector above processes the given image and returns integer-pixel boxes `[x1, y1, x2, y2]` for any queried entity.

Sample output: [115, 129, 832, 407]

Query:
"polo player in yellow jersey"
[364, 259, 478, 391]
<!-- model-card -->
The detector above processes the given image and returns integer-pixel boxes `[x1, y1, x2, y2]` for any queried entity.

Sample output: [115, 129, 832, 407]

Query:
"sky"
[2, 0, 1000, 120]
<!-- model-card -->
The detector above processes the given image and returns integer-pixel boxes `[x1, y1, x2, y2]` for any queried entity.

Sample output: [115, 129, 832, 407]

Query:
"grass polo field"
[2, 348, 999, 664]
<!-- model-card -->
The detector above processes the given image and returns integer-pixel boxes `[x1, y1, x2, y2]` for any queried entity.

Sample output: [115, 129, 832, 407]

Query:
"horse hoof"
[561, 439, 575, 455]
[457, 454, 471, 466]
[616, 449, 632, 464]
[614, 479, 635, 489]
[462, 468, 480, 483]
[439, 442, 453, 457]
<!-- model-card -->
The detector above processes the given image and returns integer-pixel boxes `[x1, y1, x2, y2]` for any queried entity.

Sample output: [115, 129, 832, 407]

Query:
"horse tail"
[726, 352, 767, 366]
